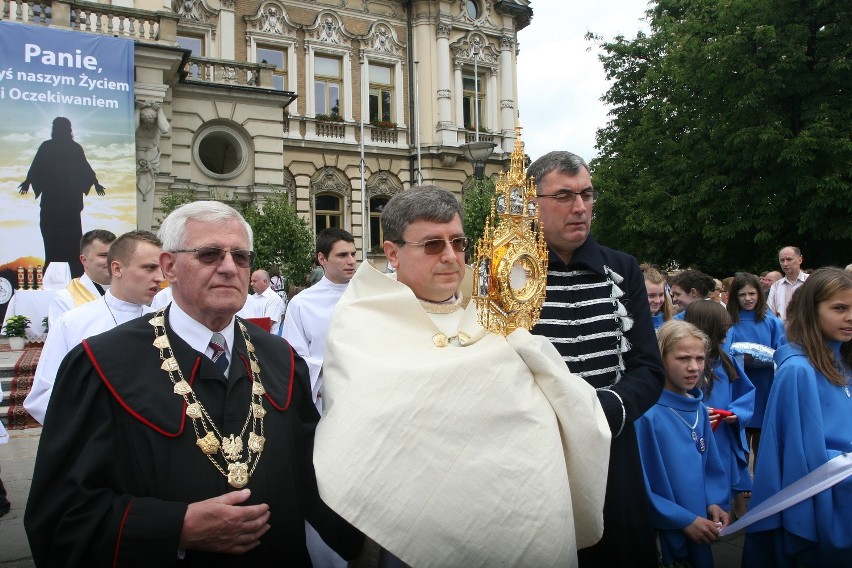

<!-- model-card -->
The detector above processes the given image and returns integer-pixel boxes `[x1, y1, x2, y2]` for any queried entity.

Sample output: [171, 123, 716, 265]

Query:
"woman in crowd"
[685, 301, 754, 519]
[743, 267, 852, 567]
[726, 273, 785, 468]
[642, 263, 673, 331]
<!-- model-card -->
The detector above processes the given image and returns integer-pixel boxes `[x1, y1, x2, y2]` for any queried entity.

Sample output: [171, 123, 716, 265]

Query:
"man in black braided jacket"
[529, 151, 665, 568]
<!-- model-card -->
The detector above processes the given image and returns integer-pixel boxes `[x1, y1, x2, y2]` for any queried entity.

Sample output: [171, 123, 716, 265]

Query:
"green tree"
[462, 176, 497, 253]
[156, 187, 313, 286]
[589, 0, 852, 275]
[243, 190, 314, 287]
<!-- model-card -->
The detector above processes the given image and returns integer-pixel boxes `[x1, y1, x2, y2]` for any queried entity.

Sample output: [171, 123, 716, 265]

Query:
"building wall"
[1, 0, 531, 258]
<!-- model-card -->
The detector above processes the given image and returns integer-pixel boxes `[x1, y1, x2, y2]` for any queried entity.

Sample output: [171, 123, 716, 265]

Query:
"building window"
[178, 34, 205, 80]
[256, 45, 288, 91]
[462, 71, 486, 130]
[315, 193, 343, 232]
[369, 197, 389, 253]
[193, 124, 249, 180]
[369, 64, 394, 123]
[177, 34, 204, 55]
[315, 55, 342, 118]
[466, 1, 480, 20]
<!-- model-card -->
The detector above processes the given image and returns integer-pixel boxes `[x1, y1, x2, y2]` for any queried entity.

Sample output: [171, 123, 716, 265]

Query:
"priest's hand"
[180, 489, 271, 554]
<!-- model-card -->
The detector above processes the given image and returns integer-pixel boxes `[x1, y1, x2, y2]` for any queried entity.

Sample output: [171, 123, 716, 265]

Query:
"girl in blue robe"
[726, 273, 785, 466]
[685, 301, 755, 519]
[642, 263, 673, 331]
[743, 267, 852, 568]
[636, 320, 731, 568]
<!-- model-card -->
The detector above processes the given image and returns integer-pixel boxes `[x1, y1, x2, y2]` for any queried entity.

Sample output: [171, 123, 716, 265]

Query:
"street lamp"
[462, 141, 496, 179]
[461, 37, 494, 179]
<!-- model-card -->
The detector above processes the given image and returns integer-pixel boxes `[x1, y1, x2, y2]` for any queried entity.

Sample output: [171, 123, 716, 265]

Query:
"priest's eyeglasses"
[172, 247, 255, 267]
[392, 237, 472, 255]
[535, 189, 597, 205]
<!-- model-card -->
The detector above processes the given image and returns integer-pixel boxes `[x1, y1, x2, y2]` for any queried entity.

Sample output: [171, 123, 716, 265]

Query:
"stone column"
[436, 22, 454, 143]
[499, 35, 516, 149]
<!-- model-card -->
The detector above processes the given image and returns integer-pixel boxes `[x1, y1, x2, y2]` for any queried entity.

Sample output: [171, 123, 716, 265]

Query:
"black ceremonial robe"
[24, 311, 362, 567]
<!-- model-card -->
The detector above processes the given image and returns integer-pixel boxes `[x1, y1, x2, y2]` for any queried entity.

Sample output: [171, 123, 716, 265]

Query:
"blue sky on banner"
[0, 21, 137, 266]
[517, 1, 651, 164]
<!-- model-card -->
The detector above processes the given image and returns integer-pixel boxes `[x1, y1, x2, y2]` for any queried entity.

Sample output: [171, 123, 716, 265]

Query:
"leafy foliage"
[2, 315, 30, 338]
[243, 190, 314, 287]
[462, 176, 498, 252]
[589, 0, 852, 275]
[156, 187, 313, 286]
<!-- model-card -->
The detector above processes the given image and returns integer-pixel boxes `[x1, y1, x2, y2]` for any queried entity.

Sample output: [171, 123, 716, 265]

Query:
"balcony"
[184, 56, 277, 89]
[1, 1, 179, 44]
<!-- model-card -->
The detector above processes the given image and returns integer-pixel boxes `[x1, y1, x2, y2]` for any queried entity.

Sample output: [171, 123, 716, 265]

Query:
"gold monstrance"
[472, 126, 548, 335]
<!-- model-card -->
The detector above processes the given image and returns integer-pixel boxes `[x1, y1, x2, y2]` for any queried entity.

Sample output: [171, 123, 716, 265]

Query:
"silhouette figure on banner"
[18, 117, 106, 277]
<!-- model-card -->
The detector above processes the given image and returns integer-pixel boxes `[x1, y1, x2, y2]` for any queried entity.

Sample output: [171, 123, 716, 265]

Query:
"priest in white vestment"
[25, 231, 163, 424]
[315, 187, 611, 567]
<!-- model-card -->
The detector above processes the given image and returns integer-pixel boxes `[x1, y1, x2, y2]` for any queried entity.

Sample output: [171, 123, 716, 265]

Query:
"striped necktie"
[209, 333, 229, 375]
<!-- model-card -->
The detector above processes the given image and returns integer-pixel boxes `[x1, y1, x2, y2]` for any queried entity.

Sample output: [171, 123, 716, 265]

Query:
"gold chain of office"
[150, 311, 266, 488]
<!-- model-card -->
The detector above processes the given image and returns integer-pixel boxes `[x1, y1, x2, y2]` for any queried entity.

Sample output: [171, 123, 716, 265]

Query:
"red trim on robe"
[82, 339, 194, 437]
[247, 343, 295, 411]
[113, 497, 135, 568]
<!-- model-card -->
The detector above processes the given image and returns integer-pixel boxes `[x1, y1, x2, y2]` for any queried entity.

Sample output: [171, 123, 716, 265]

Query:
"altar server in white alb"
[315, 186, 611, 567]
[282, 228, 357, 413]
[47, 229, 116, 329]
[282, 228, 356, 568]
[25, 231, 163, 424]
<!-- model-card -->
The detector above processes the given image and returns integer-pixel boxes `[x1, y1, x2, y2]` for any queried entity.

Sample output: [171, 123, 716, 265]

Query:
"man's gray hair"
[526, 151, 590, 187]
[158, 201, 254, 251]
[381, 185, 463, 242]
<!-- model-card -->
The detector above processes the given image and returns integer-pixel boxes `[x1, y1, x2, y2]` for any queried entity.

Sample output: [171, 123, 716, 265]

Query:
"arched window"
[369, 196, 389, 253]
[315, 193, 343, 232]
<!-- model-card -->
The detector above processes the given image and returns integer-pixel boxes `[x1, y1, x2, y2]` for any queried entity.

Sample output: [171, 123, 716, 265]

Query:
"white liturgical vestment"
[315, 263, 611, 567]
[47, 273, 108, 330]
[25, 291, 152, 424]
[282, 276, 348, 412]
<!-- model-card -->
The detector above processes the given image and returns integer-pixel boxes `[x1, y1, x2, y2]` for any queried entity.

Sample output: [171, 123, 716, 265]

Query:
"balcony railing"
[185, 56, 275, 88]
[370, 126, 399, 144]
[315, 120, 345, 139]
[1, 0, 179, 43]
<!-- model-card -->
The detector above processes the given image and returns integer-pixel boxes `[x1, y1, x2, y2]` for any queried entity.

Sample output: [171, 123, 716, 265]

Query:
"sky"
[517, 1, 652, 163]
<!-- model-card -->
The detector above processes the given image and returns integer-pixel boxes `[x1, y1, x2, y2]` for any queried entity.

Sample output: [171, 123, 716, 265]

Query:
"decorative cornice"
[171, 0, 217, 23]
[362, 21, 405, 56]
[244, 1, 298, 38]
[305, 12, 356, 47]
[310, 167, 352, 206]
[365, 171, 403, 199]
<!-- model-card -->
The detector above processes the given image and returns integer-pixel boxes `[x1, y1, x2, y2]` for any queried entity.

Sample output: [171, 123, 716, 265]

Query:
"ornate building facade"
[2, 0, 532, 256]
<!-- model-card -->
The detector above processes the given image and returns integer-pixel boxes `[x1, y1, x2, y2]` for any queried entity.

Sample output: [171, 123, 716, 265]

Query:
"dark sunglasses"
[172, 247, 255, 268]
[392, 237, 472, 255]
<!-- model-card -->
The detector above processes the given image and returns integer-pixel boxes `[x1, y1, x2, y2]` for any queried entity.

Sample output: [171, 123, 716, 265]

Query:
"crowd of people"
[0, 149, 849, 568]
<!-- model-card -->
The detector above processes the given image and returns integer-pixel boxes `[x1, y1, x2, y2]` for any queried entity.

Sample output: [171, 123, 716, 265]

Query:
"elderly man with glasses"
[25, 201, 362, 567]
[527, 151, 665, 568]
[313, 185, 610, 567]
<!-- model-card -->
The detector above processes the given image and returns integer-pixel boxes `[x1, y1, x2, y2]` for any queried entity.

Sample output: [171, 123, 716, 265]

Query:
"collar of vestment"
[547, 236, 607, 276]
[657, 388, 703, 411]
[102, 290, 151, 324]
[80, 308, 296, 436]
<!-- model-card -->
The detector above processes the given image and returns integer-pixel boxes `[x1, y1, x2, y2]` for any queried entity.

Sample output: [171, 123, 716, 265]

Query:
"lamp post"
[461, 37, 494, 179]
